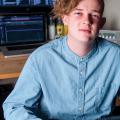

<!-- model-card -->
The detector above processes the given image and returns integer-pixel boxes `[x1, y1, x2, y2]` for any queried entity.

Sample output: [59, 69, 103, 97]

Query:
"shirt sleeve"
[117, 88, 120, 99]
[2, 54, 43, 120]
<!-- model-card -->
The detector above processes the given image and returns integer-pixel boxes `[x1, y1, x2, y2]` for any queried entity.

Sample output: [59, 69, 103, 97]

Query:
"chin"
[78, 35, 94, 43]
[79, 39, 93, 44]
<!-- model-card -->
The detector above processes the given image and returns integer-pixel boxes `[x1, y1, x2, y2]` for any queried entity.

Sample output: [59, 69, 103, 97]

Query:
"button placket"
[77, 62, 87, 114]
[79, 63, 86, 78]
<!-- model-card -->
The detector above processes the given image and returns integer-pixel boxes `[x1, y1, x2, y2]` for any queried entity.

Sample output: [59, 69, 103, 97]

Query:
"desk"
[0, 52, 28, 80]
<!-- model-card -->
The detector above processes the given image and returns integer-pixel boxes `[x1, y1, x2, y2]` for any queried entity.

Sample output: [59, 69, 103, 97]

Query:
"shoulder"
[97, 37, 120, 54]
[28, 36, 66, 61]
[35, 36, 65, 54]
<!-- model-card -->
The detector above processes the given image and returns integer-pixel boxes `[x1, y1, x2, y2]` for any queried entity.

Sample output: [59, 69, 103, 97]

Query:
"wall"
[103, 0, 120, 30]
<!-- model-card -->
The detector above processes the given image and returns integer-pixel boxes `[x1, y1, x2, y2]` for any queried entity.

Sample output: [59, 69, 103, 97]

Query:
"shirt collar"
[62, 36, 98, 62]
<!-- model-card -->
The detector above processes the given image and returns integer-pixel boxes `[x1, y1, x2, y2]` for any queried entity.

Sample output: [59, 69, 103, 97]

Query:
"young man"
[3, 0, 120, 119]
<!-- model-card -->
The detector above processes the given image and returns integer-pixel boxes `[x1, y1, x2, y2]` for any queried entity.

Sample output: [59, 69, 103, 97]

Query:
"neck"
[67, 38, 95, 57]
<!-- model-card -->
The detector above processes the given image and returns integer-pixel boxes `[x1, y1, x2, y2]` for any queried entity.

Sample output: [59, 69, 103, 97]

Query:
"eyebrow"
[75, 8, 101, 14]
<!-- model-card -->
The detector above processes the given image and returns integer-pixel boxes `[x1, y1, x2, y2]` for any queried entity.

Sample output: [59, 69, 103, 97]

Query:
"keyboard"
[0, 43, 45, 58]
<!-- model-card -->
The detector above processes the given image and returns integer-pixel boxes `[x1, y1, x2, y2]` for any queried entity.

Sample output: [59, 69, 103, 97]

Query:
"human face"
[62, 0, 106, 44]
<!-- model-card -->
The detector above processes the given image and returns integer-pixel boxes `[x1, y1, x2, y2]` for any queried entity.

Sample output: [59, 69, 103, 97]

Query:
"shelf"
[0, 5, 52, 15]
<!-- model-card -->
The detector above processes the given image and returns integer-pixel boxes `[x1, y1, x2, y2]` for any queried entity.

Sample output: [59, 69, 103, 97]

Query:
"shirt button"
[80, 58, 83, 61]
[79, 89, 83, 93]
[79, 107, 84, 112]
[80, 71, 83, 75]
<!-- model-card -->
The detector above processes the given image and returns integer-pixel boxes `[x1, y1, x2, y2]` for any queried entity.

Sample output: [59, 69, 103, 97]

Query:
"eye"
[92, 14, 100, 19]
[74, 12, 83, 16]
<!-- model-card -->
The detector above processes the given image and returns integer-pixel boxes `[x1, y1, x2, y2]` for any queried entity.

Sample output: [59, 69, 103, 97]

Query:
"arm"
[3, 54, 43, 120]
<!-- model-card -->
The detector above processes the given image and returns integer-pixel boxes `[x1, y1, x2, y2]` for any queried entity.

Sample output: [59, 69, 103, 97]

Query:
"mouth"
[79, 29, 91, 34]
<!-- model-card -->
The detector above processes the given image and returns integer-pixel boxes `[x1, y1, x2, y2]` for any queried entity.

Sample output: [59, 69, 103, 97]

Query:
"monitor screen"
[0, 13, 47, 45]
[0, 0, 54, 6]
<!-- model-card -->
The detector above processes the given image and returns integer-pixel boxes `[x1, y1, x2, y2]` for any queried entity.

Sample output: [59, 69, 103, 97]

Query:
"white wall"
[103, 0, 120, 30]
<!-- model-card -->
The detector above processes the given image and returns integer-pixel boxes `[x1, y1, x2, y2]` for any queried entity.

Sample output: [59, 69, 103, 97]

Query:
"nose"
[83, 14, 92, 25]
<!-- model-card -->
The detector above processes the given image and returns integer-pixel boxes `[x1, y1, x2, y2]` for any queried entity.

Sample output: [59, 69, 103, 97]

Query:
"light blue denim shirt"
[3, 36, 120, 120]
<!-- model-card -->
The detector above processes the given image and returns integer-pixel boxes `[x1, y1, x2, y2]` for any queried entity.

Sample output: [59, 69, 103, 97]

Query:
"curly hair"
[52, 0, 104, 19]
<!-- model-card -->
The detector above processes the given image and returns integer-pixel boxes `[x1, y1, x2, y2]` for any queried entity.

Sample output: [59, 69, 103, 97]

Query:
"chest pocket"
[95, 83, 118, 111]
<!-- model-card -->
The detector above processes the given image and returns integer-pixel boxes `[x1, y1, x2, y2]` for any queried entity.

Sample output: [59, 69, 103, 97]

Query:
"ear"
[62, 15, 69, 26]
[99, 17, 106, 28]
